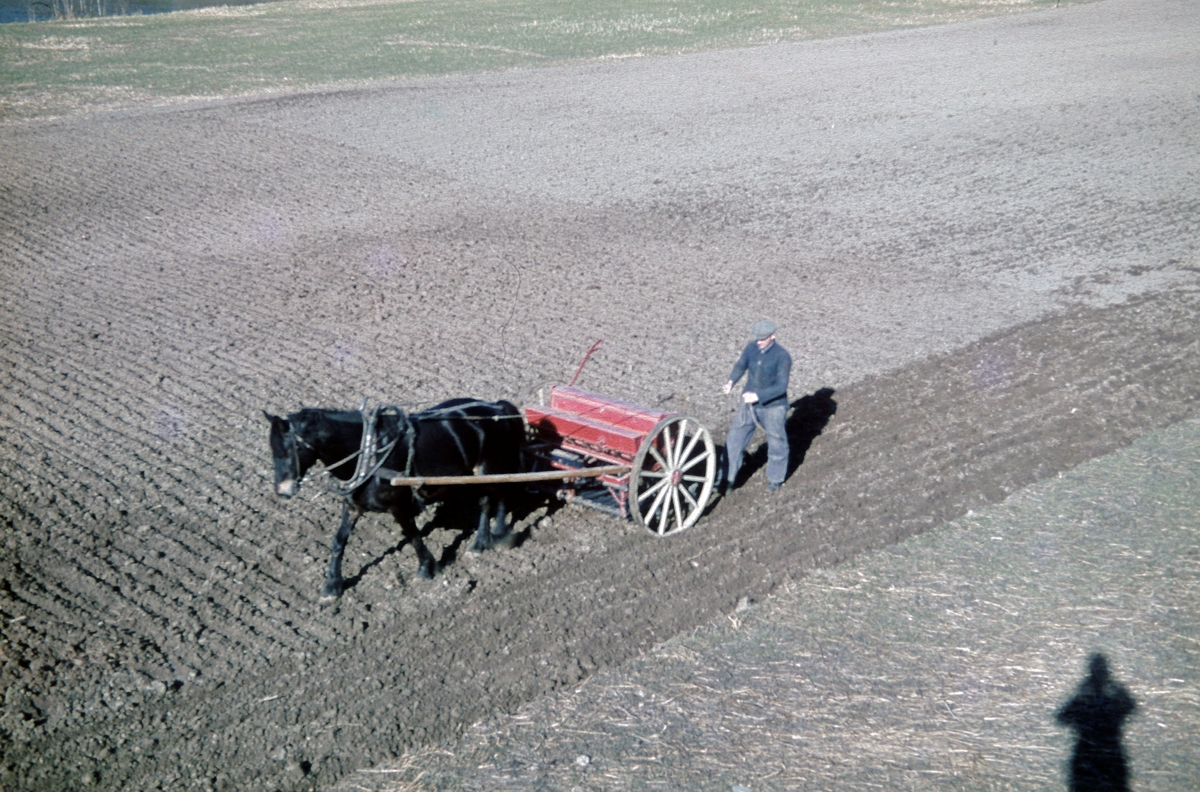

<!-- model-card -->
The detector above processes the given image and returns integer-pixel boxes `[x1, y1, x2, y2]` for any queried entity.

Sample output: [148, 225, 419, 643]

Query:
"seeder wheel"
[630, 415, 716, 536]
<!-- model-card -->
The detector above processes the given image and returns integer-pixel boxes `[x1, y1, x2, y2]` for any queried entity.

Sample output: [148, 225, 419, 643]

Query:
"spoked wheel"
[630, 415, 717, 536]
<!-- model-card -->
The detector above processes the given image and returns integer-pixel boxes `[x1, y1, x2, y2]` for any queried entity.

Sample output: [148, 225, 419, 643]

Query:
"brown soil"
[1, 1, 1198, 789]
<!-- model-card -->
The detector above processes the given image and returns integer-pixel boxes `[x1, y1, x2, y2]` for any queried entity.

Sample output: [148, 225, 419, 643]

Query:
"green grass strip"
[2, 0, 1087, 122]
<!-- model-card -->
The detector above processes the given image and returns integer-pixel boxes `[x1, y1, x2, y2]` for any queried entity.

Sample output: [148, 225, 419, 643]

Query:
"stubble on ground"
[1, 1, 1198, 790]
[356, 414, 1200, 792]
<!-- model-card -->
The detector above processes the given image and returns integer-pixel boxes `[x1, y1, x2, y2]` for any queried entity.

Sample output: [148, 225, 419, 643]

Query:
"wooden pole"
[389, 465, 629, 488]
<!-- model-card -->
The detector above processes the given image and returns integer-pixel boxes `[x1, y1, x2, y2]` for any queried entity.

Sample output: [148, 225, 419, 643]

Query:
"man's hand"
[722, 381, 733, 395]
[742, 391, 759, 404]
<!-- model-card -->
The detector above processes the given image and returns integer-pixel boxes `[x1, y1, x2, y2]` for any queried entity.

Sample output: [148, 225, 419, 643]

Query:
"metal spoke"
[637, 475, 670, 503]
[631, 415, 716, 537]
[679, 483, 699, 510]
[649, 444, 669, 472]
[647, 484, 670, 528]
[661, 422, 677, 467]
[677, 425, 703, 467]
[657, 489, 672, 535]
[674, 421, 689, 465]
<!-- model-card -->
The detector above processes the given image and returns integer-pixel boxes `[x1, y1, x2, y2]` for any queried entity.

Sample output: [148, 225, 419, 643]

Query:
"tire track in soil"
[3, 289, 1198, 791]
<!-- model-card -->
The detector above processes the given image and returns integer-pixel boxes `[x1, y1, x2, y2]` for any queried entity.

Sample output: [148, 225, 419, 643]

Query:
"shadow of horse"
[339, 467, 570, 594]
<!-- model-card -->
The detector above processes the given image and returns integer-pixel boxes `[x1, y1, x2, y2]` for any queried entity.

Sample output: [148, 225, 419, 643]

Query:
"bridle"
[286, 402, 412, 498]
[283, 399, 521, 497]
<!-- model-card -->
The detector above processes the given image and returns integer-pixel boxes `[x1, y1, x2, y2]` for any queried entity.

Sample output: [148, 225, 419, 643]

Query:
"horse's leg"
[321, 501, 359, 602]
[394, 508, 436, 579]
[490, 494, 510, 545]
[469, 493, 492, 553]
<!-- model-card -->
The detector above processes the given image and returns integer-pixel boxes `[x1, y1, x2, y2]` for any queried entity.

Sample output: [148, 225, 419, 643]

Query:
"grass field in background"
[1, 0, 1087, 121]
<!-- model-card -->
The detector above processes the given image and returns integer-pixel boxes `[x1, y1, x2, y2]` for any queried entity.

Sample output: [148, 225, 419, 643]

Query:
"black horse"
[265, 398, 524, 601]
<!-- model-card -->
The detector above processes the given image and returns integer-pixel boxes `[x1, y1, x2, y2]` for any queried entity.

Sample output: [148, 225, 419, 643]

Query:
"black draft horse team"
[265, 398, 523, 601]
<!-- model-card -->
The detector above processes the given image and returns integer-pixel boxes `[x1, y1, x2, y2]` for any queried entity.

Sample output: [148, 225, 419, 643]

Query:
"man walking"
[722, 320, 791, 492]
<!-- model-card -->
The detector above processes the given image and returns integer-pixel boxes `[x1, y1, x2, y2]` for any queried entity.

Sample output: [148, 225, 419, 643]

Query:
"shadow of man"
[1057, 653, 1137, 792]
[786, 387, 837, 478]
[722, 388, 837, 487]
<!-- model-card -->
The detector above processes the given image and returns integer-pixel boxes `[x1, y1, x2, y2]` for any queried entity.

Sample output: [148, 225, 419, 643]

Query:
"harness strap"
[327, 403, 409, 498]
[403, 416, 416, 478]
[411, 400, 511, 421]
[297, 400, 513, 499]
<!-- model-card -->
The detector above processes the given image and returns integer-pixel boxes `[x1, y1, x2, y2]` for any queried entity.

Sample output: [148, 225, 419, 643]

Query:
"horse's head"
[264, 411, 317, 499]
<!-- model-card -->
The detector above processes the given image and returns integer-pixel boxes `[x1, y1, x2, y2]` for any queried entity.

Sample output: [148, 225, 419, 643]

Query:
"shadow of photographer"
[1057, 653, 1137, 792]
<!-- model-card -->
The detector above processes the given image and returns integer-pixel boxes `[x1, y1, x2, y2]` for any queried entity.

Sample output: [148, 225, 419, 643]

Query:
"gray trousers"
[724, 401, 789, 486]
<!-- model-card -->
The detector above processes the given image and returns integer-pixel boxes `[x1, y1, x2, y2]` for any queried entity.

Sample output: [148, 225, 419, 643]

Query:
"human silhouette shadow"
[1056, 653, 1137, 792]
[785, 387, 837, 477]
[724, 387, 837, 488]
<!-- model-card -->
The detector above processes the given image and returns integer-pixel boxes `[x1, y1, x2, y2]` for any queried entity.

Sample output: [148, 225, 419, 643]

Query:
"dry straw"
[338, 416, 1200, 791]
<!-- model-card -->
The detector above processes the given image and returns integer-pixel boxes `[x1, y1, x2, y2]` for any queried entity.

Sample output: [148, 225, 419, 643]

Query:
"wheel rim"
[631, 416, 716, 536]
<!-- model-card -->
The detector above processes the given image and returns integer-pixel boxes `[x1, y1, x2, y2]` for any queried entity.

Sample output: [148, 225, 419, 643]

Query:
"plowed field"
[2, 1, 1198, 789]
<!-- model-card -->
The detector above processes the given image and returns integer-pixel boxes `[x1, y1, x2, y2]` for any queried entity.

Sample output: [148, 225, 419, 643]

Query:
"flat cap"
[751, 320, 777, 340]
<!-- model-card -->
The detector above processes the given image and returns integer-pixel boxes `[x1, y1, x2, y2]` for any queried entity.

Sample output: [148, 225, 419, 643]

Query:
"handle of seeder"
[569, 339, 603, 387]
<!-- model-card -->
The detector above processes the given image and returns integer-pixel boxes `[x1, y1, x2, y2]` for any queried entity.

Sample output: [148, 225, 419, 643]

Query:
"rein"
[287, 399, 520, 498]
[410, 400, 523, 422]
[290, 403, 412, 498]
[365, 399, 524, 421]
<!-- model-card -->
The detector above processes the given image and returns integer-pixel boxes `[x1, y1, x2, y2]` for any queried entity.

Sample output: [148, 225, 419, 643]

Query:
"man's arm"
[725, 344, 752, 389]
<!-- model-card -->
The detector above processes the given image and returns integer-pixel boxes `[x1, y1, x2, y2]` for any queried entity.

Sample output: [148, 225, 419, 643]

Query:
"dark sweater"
[728, 341, 792, 407]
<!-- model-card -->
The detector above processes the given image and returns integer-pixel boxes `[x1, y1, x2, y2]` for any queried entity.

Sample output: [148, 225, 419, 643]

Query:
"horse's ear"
[263, 411, 286, 426]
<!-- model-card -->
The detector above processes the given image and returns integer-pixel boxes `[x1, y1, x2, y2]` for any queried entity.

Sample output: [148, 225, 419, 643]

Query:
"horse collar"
[327, 403, 410, 498]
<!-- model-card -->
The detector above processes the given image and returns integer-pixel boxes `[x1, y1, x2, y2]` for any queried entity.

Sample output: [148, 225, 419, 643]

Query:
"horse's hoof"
[319, 584, 342, 603]
[417, 565, 435, 580]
